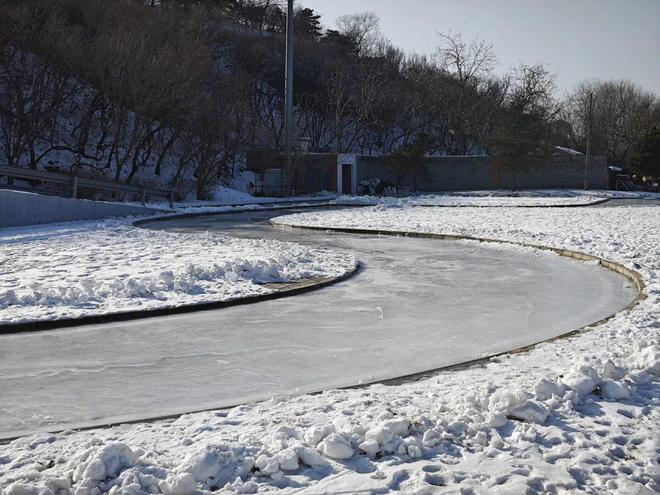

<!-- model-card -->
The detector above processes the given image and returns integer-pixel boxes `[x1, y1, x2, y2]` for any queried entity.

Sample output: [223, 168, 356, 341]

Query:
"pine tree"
[631, 127, 660, 177]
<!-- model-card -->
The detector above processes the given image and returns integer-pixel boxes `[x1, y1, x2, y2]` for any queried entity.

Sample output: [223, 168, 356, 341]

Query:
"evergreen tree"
[486, 64, 557, 190]
[385, 134, 434, 191]
[631, 127, 660, 176]
[295, 8, 323, 39]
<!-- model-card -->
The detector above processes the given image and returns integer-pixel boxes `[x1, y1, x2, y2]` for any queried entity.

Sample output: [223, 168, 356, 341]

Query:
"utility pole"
[283, 0, 294, 195]
[584, 92, 593, 190]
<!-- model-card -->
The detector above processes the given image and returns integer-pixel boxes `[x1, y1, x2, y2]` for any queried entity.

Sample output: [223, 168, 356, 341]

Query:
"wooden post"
[169, 191, 174, 210]
[72, 176, 78, 198]
[141, 187, 146, 206]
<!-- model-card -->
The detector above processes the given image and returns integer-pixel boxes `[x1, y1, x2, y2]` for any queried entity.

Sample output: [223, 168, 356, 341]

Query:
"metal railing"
[0, 166, 174, 208]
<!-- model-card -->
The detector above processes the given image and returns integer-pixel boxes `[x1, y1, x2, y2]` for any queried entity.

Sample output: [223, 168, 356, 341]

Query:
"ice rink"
[0, 208, 637, 438]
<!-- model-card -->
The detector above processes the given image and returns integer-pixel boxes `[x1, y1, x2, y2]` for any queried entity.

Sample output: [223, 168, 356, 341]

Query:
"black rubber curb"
[0, 267, 360, 335]
[0, 221, 647, 442]
[412, 197, 612, 208]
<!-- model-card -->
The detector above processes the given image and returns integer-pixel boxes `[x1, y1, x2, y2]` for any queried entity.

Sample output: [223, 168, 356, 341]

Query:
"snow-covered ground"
[1, 203, 658, 495]
[172, 187, 336, 209]
[333, 189, 659, 207]
[0, 218, 356, 324]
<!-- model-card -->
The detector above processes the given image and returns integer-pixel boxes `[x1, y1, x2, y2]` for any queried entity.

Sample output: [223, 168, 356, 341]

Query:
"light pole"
[283, 0, 294, 195]
[584, 92, 593, 190]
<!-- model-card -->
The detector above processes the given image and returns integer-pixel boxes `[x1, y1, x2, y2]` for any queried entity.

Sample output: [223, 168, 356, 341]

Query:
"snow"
[1, 202, 658, 494]
[0, 218, 357, 324]
[332, 189, 660, 207]
[318, 434, 354, 460]
[333, 190, 606, 207]
[179, 185, 336, 208]
[553, 145, 584, 155]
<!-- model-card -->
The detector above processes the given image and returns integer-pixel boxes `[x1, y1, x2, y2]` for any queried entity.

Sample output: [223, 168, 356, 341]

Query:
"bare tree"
[487, 64, 558, 189]
[336, 11, 382, 56]
[564, 80, 658, 165]
[435, 32, 497, 84]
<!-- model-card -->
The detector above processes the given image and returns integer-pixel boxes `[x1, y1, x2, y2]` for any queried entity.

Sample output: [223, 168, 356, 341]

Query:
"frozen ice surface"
[0, 209, 636, 436]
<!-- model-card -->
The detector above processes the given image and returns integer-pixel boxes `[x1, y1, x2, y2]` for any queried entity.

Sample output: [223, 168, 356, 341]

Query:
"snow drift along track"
[0, 207, 639, 439]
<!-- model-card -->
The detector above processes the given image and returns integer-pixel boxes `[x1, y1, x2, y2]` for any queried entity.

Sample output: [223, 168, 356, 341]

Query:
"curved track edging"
[0, 266, 360, 335]
[270, 221, 645, 296]
[336, 197, 612, 208]
[269, 221, 646, 386]
[413, 197, 612, 208]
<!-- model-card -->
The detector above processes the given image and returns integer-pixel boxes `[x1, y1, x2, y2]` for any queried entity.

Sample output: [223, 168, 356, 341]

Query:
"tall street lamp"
[284, 0, 294, 195]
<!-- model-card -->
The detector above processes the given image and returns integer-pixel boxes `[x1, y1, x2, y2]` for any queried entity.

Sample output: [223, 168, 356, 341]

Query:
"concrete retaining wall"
[356, 154, 609, 191]
[0, 189, 161, 228]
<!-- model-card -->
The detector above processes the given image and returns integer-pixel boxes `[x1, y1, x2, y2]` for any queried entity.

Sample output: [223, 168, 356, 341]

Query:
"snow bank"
[333, 190, 609, 207]
[334, 188, 659, 207]
[1, 203, 658, 494]
[0, 218, 357, 324]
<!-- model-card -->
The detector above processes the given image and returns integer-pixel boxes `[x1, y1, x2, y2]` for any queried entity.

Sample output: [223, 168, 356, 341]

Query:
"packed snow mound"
[333, 190, 607, 207]
[213, 185, 264, 204]
[0, 218, 357, 324]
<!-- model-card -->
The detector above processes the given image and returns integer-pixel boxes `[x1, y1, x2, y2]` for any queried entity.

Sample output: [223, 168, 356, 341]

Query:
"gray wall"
[0, 189, 162, 228]
[356, 154, 608, 192]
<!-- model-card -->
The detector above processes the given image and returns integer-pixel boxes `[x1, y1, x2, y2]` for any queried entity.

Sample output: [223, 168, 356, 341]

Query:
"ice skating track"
[0, 207, 641, 439]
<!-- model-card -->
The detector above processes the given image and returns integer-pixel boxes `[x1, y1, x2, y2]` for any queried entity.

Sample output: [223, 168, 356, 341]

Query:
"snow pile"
[334, 192, 607, 207]
[1, 204, 658, 494]
[334, 188, 660, 207]
[194, 185, 334, 206]
[0, 218, 357, 324]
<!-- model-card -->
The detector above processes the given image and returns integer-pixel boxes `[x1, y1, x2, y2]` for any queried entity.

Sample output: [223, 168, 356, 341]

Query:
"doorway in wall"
[342, 163, 352, 194]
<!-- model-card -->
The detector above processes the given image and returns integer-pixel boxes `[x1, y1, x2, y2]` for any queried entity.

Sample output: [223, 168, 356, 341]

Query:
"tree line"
[0, 0, 658, 198]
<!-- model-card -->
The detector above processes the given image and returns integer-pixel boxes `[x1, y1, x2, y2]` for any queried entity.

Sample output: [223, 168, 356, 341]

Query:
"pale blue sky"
[301, 0, 660, 95]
